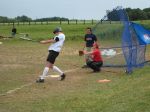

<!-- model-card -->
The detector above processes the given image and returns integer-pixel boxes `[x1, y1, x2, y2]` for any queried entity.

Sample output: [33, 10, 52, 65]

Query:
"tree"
[15, 15, 32, 22]
[143, 8, 150, 12]
[126, 8, 149, 20]
[106, 7, 150, 21]
[34, 17, 69, 22]
[106, 9, 119, 21]
[0, 16, 9, 22]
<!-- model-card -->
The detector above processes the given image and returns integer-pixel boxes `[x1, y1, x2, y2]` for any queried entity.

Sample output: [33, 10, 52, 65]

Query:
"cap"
[53, 27, 62, 34]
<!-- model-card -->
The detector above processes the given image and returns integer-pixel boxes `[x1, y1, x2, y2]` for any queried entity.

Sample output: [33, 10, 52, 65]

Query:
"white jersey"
[48, 33, 65, 52]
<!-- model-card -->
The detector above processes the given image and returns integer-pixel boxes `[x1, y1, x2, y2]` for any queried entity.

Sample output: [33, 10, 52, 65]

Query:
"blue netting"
[93, 6, 148, 73]
[118, 8, 146, 73]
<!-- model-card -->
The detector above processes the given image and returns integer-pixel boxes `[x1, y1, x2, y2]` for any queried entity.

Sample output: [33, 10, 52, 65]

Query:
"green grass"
[0, 22, 124, 42]
[0, 22, 150, 112]
[0, 23, 123, 51]
[0, 24, 94, 41]
[0, 38, 150, 112]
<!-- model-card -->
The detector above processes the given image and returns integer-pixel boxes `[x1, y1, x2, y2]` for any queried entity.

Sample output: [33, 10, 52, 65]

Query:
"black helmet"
[53, 27, 62, 34]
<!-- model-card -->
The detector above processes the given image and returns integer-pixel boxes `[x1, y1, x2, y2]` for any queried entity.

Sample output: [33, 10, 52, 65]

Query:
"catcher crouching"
[82, 43, 103, 72]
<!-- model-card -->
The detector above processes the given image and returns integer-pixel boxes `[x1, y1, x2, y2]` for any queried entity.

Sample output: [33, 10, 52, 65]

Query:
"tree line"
[0, 7, 150, 23]
[107, 7, 150, 21]
[126, 8, 150, 20]
[0, 16, 69, 23]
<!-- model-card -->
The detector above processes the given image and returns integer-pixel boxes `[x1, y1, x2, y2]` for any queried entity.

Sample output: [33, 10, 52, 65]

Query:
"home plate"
[98, 79, 111, 83]
[50, 75, 59, 78]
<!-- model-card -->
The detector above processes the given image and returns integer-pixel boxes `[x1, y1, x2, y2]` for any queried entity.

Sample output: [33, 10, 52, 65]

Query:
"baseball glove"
[79, 50, 84, 56]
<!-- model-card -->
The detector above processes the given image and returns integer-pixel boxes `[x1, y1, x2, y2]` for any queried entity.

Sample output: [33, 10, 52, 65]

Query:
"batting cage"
[92, 6, 150, 73]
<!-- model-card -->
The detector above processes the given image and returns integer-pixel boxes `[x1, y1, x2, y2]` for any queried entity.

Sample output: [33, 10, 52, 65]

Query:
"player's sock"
[40, 67, 49, 79]
[53, 66, 63, 75]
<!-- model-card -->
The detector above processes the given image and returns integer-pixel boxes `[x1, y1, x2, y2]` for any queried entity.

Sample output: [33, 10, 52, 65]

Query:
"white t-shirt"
[48, 33, 65, 52]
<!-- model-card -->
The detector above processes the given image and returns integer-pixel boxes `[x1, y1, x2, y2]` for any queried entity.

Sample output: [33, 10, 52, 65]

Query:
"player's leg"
[87, 61, 101, 72]
[36, 50, 65, 83]
[36, 50, 56, 83]
[93, 61, 103, 72]
[49, 51, 65, 80]
[36, 61, 53, 83]
[86, 61, 97, 72]
[82, 47, 92, 68]
[53, 66, 66, 81]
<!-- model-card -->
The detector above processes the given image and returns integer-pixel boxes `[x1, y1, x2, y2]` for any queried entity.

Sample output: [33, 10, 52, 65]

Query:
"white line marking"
[6, 83, 33, 94]
[0, 68, 79, 96]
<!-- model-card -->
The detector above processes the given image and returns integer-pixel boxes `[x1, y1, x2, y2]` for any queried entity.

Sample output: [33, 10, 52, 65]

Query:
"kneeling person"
[84, 43, 103, 72]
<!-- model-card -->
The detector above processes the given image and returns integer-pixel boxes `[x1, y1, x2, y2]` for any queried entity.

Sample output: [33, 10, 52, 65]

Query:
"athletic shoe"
[93, 68, 101, 73]
[59, 73, 66, 81]
[36, 78, 44, 83]
[81, 65, 89, 68]
[93, 70, 100, 73]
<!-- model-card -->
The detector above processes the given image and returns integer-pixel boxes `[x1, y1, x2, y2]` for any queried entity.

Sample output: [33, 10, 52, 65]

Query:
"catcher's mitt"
[79, 50, 84, 56]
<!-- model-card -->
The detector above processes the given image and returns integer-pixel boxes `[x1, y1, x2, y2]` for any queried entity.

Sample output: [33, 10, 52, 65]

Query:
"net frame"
[92, 6, 149, 73]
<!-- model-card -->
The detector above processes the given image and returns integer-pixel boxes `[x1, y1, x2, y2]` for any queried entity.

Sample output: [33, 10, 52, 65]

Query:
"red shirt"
[92, 49, 103, 62]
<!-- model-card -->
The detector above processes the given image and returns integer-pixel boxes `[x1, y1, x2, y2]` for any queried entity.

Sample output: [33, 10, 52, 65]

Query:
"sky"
[0, 0, 150, 20]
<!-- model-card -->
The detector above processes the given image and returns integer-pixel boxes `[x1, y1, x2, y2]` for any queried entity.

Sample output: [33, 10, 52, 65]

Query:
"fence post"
[13, 22, 14, 27]
[101, 19, 102, 24]
[83, 20, 85, 24]
[60, 19, 62, 25]
[68, 20, 69, 25]
[92, 19, 94, 25]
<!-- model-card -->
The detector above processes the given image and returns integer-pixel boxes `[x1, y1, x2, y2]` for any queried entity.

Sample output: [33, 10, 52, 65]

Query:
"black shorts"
[47, 50, 59, 64]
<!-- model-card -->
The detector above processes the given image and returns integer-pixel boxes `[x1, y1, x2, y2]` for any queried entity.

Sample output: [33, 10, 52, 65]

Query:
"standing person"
[84, 43, 103, 72]
[11, 27, 17, 37]
[36, 27, 66, 83]
[82, 27, 97, 68]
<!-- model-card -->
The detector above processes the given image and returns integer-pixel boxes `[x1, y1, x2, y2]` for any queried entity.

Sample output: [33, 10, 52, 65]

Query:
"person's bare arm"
[84, 50, 93, 55]
[40, 39, 56, 44]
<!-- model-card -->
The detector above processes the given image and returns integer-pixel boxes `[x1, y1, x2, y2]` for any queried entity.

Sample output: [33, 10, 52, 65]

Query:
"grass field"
[0, 23, 150, 112]
[0, 24, 95, 41]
